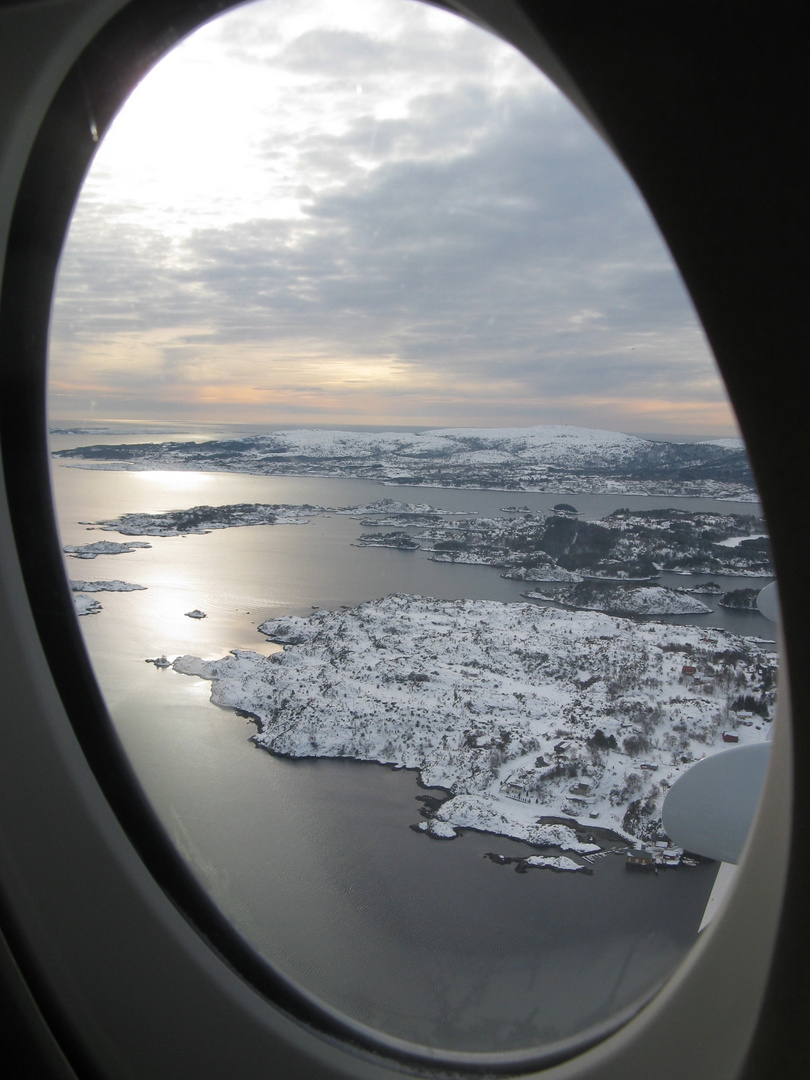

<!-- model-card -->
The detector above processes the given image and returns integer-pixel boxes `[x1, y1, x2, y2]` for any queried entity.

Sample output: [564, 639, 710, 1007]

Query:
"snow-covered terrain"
[63, 540, 152, 559]
[525, 584, 712, 616]
[501, 560, 582, 583]
[356, 532, 421, 550]
[523, 854, 585, 873]
[719, 588, 760, 611]
[92, 503, 321, 536]
[411, 506, 771, 580]
[172, 595, 775, 851]
[680, 581, 723, 596]
[339, 498, 450, 519]
[72, 594, 102, 615]
[69, 579, 146, 592]
[53, 424, 757, 499]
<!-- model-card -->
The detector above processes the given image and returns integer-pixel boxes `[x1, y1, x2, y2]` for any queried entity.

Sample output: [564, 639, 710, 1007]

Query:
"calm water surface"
[49, 448, 770, 1053]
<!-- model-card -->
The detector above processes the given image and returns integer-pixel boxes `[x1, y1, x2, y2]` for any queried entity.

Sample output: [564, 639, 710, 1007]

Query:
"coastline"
[56, 460, 760, 502]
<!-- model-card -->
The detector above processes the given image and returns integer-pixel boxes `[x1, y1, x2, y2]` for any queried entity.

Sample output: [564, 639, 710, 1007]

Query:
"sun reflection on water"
[132, 470, 215, 495]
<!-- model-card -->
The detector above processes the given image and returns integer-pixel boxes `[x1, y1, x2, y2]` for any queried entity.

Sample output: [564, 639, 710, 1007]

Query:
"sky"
[47, 0, 739, 437]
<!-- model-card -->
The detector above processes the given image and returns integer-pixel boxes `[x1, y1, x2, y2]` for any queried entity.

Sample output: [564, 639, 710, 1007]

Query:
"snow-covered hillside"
[53, 424, 757, 498]
[173, 595, 775, 851]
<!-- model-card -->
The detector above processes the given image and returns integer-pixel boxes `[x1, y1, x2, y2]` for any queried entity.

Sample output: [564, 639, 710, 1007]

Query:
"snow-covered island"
[356, 531, 421, 550]
[69, 579, 147, 592]
[340, 498, 451, 522]
[63, 540, 152, 559]
[90, 503, 321, 536]
[52, 424, 757, 499]
[70, 580, 146, 617]
[72, 594, 102, 615]
[679, 581, 724, 596]
[719, 588, 760, 611]
[524, 583, 712, 617]
[172, 595, 775, 854]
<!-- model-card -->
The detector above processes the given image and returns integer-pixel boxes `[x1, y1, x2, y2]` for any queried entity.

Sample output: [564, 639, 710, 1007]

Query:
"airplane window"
[36, 0, 778, 1068]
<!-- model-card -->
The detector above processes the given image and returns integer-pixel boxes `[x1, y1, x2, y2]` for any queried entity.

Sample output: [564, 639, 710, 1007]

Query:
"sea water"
[49, 442, 771, 1053]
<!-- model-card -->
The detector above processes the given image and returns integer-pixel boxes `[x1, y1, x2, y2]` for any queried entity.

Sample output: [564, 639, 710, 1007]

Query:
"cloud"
[48, 0, 733, 435]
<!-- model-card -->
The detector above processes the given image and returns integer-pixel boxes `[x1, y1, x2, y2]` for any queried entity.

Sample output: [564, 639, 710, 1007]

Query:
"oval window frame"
[0, 2, 797, 1078]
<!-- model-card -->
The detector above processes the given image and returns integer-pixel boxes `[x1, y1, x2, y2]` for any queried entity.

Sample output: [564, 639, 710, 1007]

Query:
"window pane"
[47, 0, 777, 1060]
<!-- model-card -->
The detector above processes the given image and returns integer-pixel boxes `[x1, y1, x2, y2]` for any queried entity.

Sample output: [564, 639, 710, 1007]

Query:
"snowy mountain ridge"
[53, 423, 756, 498]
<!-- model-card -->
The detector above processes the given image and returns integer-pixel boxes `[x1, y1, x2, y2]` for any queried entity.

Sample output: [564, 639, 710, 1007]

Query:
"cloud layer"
[48, 0, 733, 435]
